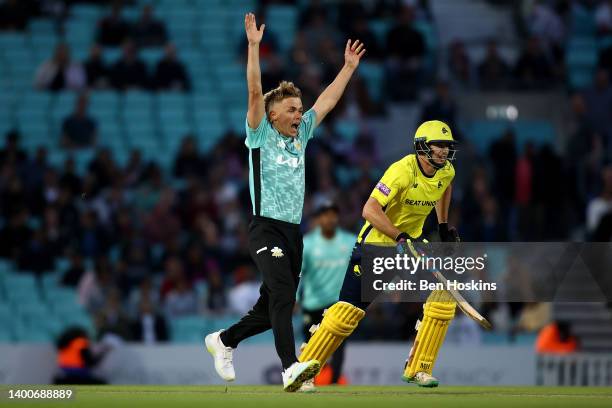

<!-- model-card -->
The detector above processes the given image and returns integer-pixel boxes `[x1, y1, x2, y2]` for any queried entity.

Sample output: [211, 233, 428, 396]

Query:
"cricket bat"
[407, 241, 493, 330]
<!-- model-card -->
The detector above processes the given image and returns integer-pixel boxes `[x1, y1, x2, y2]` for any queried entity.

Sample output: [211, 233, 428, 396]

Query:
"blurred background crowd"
[0, 0, 611, 349]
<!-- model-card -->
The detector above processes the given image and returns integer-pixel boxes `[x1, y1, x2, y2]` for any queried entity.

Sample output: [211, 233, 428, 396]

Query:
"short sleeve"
[370, 162, 411, 207]
[300, 109, 317, 143]
[245, 116, 269, 148]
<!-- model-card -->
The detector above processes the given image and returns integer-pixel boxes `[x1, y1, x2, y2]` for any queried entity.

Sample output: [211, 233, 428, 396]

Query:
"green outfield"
[2, 386, 612, 407]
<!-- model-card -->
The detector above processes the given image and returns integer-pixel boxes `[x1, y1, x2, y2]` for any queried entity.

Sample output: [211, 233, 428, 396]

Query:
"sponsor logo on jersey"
[376, 182, 391, 196]
[437, 181, 443, 189]
[275, 155, 303, 168]
[405, 199, 437, 207]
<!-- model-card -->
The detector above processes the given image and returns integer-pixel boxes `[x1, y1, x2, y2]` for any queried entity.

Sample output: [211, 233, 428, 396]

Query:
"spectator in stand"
[34, 43, 86, 92]
[582, 68, 612, 150]
[592, 211, 612, 241]
[228, 266, 260, 315]
[128, 277, 161, 317]
[123, 149, 145, 187]
[600, 43, 612, 78]
[160, 257, 198, 317]
[384, 4, 426, 100]
[88, 148, 119, 193]
[61, 251, 86, 287]
[131, 4, 168, 48]
[96, 2, 130, 47]
[513, 36, 555, 90]
[586, 165, 612, 237]
[111, 40, 149, 90]
[596, 0, 612, 36]
[478, 39, 510, 90]
[78, 256, 116, 313]
[0, 130, 27, 168]
[345, 15, 381, 61]
[18, 227, 56, 274]
[43, 205, 66, 257]
[143, 188, 181, 245]
[0, 0, 30, 31]
[84, 44, 111, 89]
[130, 298, 169, 344]
[61, 93, 98, 149]
[448, 39, 475, 88]
[420, 80, 457, 130]
[0, 207, 31, 260]
[173, 135, 204, 179]
[303, 9, 341, 60]
[536, 320, 578, 354]
[78, 209, 110, 258]
[96, 289, 132, 340]
[261, 54, 287, 95]
[21, 147, 49, 207]
[489, 129, 517, 235]
[153, 43, 191, 91]
[59, 157, 82, 197]
[526, 0, 565, 62]
[515, 143, 536, 240]
[54, 327, 110, 385]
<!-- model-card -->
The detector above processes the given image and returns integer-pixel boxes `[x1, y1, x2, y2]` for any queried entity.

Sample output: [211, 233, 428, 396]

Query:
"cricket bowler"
[205, 13, 366, 392]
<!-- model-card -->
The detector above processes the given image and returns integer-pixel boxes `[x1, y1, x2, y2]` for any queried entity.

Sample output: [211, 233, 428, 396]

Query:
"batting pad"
[298, 301, 365, 368]
[404, 290, 456, 378]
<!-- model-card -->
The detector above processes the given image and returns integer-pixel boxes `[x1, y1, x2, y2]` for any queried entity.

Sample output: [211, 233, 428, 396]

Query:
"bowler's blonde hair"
[263, 81, 302, 118]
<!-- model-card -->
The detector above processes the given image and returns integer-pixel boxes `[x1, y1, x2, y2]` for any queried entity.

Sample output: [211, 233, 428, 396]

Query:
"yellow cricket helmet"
[413, 120, 457, 169]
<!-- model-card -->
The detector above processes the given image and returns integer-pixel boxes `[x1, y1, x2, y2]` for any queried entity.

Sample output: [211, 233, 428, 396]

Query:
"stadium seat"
[334, 119, 360, 142]
[466, 120, 556, 154]
[70, 4, 103, 21]
[571, 5, 596, 36]
[358, 62, 384, 102]
[102, 47, 122, 65]
[141, 48, 164, 71]
[171, 316, 212, 343]
[0, 33, 28, 49]
[28, 18, 56, 36]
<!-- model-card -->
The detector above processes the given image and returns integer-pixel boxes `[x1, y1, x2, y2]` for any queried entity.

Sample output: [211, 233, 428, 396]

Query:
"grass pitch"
[2, 385, 612, 408]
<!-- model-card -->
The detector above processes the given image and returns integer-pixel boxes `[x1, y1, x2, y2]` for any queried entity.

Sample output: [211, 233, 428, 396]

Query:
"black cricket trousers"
[221, 216, 303, 369]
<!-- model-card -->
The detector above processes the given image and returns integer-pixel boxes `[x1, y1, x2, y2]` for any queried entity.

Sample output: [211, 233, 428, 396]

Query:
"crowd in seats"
[1, 0, 612, 345]
[35, 40, 191, 92]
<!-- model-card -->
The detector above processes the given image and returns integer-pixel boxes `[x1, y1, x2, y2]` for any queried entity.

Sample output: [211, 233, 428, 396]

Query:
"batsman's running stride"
[299, 120, 460, 388]
[205, 13, 365, 392]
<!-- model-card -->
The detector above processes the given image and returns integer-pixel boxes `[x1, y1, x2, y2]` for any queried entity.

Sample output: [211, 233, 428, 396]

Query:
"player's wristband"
[438, 223, 460, 242]
[395, 232, 410, 242]
[438, 223, 449, 235]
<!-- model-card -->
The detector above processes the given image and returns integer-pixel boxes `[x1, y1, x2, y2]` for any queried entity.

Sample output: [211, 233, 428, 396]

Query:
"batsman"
[299, 120, 460, 387]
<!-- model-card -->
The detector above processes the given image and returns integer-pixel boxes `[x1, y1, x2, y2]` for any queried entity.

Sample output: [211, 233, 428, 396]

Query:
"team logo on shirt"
[438, 181, 443, 189]
[271, 247, 284, 258]
[376, 182, 391, 196]
[294, 140, 302, 151]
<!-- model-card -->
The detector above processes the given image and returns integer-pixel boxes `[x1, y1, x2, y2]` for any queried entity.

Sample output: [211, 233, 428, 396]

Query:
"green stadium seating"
[28, 18, 56, 36]
[465, 120, 556, 155]
[70, 4, 103, 21]
[571, 5, 596, 36]
[334, 119, 360, 142]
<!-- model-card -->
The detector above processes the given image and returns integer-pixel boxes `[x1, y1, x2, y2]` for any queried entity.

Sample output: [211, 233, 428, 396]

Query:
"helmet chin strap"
[427, 156, 445, 170]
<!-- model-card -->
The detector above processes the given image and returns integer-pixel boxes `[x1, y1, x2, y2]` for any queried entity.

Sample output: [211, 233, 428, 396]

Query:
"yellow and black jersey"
[357, 154, 455, 244]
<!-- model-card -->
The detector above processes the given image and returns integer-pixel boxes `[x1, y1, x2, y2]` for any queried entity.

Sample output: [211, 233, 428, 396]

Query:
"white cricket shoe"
[404, 371, 439, 388]
[297, 379, 316, 393]
[205, 330, 235, 382]
[282, 360, 320, 392]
